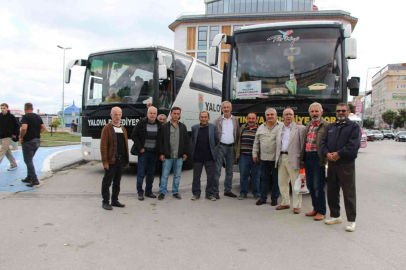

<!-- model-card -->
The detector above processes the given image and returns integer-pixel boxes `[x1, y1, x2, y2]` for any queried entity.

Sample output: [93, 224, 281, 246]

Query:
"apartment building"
[168, 0, 358, 70]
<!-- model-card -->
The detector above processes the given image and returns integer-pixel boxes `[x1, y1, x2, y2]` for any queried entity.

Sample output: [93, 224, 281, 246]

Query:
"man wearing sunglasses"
[320, 103, 361, 232]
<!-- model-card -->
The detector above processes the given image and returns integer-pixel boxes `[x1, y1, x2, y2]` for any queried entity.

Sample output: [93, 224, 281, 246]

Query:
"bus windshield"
[84, 51, 155, 106]
[231, 27, 343, 102]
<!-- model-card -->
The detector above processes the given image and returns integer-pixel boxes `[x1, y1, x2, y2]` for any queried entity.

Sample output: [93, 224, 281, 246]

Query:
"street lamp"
[361, 66, 380, 126]
[57, 45, 72, 130]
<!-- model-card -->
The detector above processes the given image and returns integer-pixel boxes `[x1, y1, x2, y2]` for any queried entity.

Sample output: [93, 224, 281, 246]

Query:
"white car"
[372, 130, 384, 140]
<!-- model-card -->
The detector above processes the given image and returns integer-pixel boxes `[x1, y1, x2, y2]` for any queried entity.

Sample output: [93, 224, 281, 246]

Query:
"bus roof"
[235, 20, 343, 33]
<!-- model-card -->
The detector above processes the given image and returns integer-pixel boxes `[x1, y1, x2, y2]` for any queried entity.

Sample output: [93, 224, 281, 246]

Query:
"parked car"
[382, 130, 395, 140]
[364, 130, 375, 141]
[360, 130, 367, 148]
[395, 131, 406, 142]
[372, 130, 384, 140]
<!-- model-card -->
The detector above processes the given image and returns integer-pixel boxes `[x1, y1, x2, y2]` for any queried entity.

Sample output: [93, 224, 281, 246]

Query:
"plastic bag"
[294, 169, 309, 195]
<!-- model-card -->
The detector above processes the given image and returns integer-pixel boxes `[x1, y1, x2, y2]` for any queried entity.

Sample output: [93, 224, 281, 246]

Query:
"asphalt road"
[0, 140, 405, 270]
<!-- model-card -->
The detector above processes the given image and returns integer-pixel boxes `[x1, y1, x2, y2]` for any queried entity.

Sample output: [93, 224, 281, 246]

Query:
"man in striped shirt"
[235, 112, 260, 200]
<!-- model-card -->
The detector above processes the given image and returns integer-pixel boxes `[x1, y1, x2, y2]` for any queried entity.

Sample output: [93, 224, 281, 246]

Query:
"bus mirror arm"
[348, 77, 360, 96]
[65, 59, 87, 84]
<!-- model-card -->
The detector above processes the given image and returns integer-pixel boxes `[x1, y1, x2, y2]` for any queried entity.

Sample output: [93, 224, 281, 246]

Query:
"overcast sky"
[1, 0, 405, 113]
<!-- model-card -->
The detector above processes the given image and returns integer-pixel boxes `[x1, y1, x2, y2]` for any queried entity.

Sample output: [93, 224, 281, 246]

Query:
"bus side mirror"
[208, 46, 219, 66]
[157, 51, 168, 79]
[345, 38, 357, 59]
[348, 77, 360, 96]
[65, 59, 87, 84]
[209, 33, 232, 66]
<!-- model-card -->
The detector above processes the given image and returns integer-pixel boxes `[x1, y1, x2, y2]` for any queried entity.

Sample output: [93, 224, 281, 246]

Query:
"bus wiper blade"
[85, 105, 146, 116]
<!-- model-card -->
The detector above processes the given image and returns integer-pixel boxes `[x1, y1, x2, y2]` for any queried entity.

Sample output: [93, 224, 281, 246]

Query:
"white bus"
[65, 46, 223, 168]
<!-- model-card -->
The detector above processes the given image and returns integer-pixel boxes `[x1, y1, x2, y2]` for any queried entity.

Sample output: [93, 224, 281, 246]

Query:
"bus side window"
[190, 63, 213, 94]
[159, 71, 172, 109]
[174, 55, 192, 94]
[212, 70, 222, 96]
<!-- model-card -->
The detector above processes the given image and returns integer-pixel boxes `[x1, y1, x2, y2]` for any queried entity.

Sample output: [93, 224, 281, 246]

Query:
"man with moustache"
[252, 108, 281, 206]
[157, 114, 167, 124]
[131, 106, 161, 201]
[158, 107, 189, 200]
[190, 111, 219, 201]
[321, 103, 361, 232]
[275, 108, 305, 214]
[213, 101, 240, 199]
[100, 107, 129, 210]
[301, 103, 330, 221]
[235, 112, 261, 200]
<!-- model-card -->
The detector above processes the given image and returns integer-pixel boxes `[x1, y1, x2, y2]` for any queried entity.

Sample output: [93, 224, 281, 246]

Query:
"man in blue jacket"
[320, 103, 361, 232]
[190, 111, 219, 201]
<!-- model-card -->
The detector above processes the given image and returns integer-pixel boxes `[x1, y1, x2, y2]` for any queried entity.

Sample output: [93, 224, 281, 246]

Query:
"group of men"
[0, 103, 46, 187]
[100, 101, 361, 232]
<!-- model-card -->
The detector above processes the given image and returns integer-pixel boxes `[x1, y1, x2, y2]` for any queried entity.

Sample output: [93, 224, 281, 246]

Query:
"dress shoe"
[111, 201, 125, 207]
[138, 194, 144, 201]
[214, 193, 220, 200]
[173, 193, 182, 199]
[26, 181, 40, 187]
[224, 191, 237, 198]
[256, 199, 266, 206]
[102, 203, 113, 210]
[271, 199, 278, 206]
[21, 178, 31, 183]
[293, 208, 301, 214]
[276, 205, 290, 210]
[158, 193, 165, 200]
[314, 213, 325, 221]
[305, 210, 317, 217]
[145, 192, 157, 198]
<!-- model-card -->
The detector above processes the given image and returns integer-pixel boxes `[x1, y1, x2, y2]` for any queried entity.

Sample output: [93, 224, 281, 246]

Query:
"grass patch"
[41, 132, 81, 142]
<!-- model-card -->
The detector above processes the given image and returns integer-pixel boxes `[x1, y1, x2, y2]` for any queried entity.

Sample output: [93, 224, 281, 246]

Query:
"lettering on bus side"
[236, 116, 336, 125]
[205, 102, 221, 112]
[87, 118, 140, 127]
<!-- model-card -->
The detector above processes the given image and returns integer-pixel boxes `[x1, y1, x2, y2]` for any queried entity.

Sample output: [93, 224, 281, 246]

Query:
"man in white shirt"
[213, 101, 240, 199]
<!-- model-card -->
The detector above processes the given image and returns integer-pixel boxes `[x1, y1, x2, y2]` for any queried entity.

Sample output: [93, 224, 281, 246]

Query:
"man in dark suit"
[190, 111, 219, 201]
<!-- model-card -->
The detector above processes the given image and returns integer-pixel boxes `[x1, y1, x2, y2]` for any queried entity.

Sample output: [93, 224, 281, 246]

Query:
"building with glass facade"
[169, 1, 357, 70]
[370, 64, 406, 127]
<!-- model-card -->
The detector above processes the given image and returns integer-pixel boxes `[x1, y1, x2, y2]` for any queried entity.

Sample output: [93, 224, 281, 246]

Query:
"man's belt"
[220, 142, 234, 146]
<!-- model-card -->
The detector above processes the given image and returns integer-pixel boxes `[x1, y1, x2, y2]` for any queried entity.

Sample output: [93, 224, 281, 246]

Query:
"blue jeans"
[22, 138, 41, 181]
[305, 152, 326, 215]
[136, 151, 158, 194]
[159, 158, 183, 195]
[214, 144, 235, 194]
[239, 154, 260, 196]
[260, 160, 279, 201]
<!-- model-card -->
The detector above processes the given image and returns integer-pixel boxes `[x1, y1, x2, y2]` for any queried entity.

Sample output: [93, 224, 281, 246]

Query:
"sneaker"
[205, 195, 216, 201]
[191, 195, 200, 201]
[102, 203, 113, 210]
[224, 191, 237, 198]
[158, 193, 165, 200]
[138, 194, 144, 201]
[145, 192, 157, 199]
[345, 222, 356, 232]
[8, 166, 17, 171]
[325, 217, 342, 225]
[173, 193, 182, 200]
[238, 195, 247, 200]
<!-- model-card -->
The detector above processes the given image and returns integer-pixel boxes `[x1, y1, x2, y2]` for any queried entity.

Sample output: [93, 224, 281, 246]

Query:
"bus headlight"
[84, 151, 90, 156]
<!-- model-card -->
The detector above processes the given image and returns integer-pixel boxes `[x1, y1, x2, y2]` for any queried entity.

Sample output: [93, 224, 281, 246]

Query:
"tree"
[394, 109, 406, 129]
[381, 110, 397, 126]
[363, 119, 374, 129]
[50, 120, 61, 135]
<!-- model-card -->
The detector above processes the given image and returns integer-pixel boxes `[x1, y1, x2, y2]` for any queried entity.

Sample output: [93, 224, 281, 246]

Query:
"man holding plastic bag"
[300, 103, 330, 221]
[275, 108, 305, 214]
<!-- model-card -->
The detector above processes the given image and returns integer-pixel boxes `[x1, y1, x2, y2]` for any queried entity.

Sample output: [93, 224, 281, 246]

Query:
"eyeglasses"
[336, 110, 347, 113]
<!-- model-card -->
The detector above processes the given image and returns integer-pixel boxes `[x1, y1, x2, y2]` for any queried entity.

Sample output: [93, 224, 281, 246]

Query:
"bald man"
[100, 107, 129, 210]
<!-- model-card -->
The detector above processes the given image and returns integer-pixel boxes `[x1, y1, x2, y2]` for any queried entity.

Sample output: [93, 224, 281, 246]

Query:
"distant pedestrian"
[131, 106, 162, 201]
[100, 107, 129, 210]
[19, 103, 46, 187]
[252, 108, 281, 206]
[235, 112, 260, 200]
[158, 107, 189, 200]
[321, 103, 361, 232]
[301, 103, 330, 221]
[275, 108, 305, 214]
[190, 111, 219, 201]
[0, 103, 19, 171]
[157, 114, 167, 124]
[213, 101, 240, 199]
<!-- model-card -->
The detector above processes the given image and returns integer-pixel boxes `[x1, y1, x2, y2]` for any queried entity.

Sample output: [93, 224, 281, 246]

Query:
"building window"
[219, 0, 224, 13]
[197, 52, 207, 63]
[224, 0, 229, 13]
[207, 3, 213, 14]
[397, 84, 406, 89]
[210, 26, 220, 47]
[258, 0, 263, 11]
[230, 0, 235, 13]
[198, 26, 208, 50]
[235, 0, 240, 13]
[397, 76, 406, 80]
[213, 1, 219, 14]
[240, 0, 246, 13]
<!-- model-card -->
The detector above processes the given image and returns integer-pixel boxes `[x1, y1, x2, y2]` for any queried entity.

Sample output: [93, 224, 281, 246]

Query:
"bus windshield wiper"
[86, 104, 145, 116]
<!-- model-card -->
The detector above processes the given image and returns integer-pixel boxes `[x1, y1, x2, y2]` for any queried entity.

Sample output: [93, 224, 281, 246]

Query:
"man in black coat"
[131, 106, 162, 201]
[157, 107, 189, 200]
[320, 103, 361, 232]
[0, 103, 20, 171]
